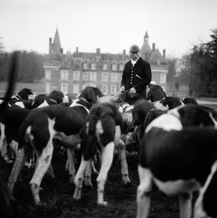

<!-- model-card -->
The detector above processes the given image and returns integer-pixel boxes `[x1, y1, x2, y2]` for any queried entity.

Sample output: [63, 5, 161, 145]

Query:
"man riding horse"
[117, 44, 152, 105]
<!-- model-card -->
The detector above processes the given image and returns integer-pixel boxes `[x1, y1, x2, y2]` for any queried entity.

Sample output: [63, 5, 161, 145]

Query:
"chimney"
[49, 38, 52, 54]
[152, 43, 155, 51]
[76, 47, 79, 53]
[96, 48, 100, 56]
[163, 49, 166, 58]
[123, 49, 126, 59]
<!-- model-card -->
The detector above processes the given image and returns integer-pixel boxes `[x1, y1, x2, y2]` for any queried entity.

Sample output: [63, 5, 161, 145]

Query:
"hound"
[8, 86, 103, 205]
[73, 102, 130, 206]
[135, 104, 217, 218]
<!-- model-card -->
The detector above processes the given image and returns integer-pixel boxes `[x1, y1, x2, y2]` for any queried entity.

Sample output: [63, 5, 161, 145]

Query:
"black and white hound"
[73, 101, 130, 206]
[9, 88, 37, 105]
[135, 104, 217, 218]
[146, 83, 166, 102]
[8, 86, 103, 205]
[0, 87, 37, 109]
[0, 89, 70, 165]
[14, 89, 70, 109]
[153, 96, 183, 111]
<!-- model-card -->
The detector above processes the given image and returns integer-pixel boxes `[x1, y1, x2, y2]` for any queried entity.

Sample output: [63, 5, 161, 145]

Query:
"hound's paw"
[98, 201, 108, 207]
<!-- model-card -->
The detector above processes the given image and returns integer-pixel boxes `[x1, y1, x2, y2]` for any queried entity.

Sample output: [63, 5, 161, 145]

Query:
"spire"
[140, 31, 151, 61]
[51, 28, 62, 54]
[144, 31, 149, 42]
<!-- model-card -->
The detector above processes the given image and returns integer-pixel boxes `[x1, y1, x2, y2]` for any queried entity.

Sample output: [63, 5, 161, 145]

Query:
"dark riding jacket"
[121, 57, 152, 104]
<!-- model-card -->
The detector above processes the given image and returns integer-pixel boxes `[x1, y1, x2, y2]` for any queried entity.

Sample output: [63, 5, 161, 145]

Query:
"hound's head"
[182, 97, 199, 105]
[79, 86, 103, 106]
[146, 84, 166, 102]
[48, 90, 65, 104]
[178, 104, 217, 127]
[132, 99, 155, 126]
[16, 88, 37, 100]
[154, 96, 183, 111]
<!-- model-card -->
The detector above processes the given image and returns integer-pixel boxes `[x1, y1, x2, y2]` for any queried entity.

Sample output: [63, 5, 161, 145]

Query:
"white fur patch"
[69, 99, 89, 113]
[154, 177, 200, 196]
[62, 95, 68, 103]
[96, 120, 104, 135]
[145, 113, 183, 133]
[194, 160, 217, 218]
[153, 101, 169, 110]
[37, 100, 49, 108]
[14, 101, 25, 108]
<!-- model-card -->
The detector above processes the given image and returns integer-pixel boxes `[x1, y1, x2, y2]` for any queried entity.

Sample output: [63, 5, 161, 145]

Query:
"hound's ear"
[85, 88, 98, 104]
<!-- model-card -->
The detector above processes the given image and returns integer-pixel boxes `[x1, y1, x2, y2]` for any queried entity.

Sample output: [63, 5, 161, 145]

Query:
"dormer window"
[83, 63, 88, 69]
[91, 63, 96, 70]
[102, 64, 108, 70]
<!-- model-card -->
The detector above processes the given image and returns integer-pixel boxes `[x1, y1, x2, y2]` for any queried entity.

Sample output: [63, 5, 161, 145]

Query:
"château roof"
[140, 31, 167, 65]
[50, 28, 62, 55]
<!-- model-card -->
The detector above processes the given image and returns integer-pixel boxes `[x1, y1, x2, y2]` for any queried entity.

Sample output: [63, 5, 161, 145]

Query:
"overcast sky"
[0, 0, 216, 58]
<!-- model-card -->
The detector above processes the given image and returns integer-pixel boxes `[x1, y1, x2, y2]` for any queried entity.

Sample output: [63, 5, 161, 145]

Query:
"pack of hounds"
[1, 53, 217, 218]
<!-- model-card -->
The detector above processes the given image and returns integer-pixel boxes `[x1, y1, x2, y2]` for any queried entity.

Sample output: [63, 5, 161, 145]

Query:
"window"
[112, 64, 117, 71]
[110, 85, 117, 95]
[102, 85, 108, 95]
[73, 71, 80, 81]
[119, 64, 124, 71]
[91, 63, 96, 70]
[102, 73, 109, 82]
[61, 70, 68, 80]
[90, 72, 97, 81]
[160, 74, 166, 83]
[45, 83, 50, 94]
[45, 70, 51, 80]
[111, 73, 118, 82]
[82, 72, 89, 81]
[118, 74, 122, 82]
[61, 83, 68, 94]
[73, 84, 80, 94]
[102, 64, 108, 70]
[83, 63, 88, 69]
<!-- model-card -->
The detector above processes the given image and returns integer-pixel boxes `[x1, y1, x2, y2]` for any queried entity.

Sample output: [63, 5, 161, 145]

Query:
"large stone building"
[43, 29, 168, 96]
